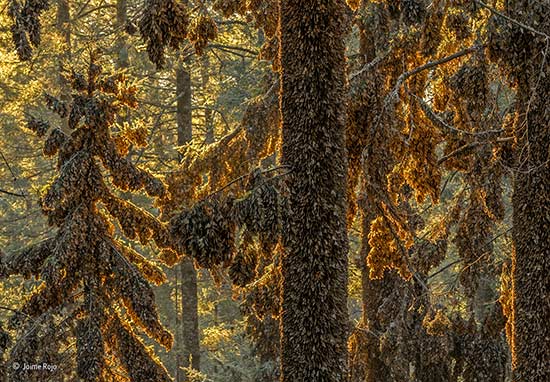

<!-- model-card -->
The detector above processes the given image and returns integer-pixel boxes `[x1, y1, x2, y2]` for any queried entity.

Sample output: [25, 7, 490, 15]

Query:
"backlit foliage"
[1, 0, 545, 380]
[1, 58, 174, 382]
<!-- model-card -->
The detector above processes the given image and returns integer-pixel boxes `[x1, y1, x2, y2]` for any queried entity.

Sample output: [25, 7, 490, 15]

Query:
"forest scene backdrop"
[0, 0, 548, 381]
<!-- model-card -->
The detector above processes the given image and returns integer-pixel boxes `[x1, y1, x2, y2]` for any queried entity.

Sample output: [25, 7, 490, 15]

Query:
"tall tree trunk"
[176, 64, 193, 145]
[175, 60, 201, 381]
[56, 0, 70, 100]
[200, 55, 214, 145]
[492, 2, 550, 380]
[278, 1, 349, 380]
[115, 0, 131, 133]
[116, 0, 129, 68]
[510, 75, 550, 382]
[179, 259, 200, 376]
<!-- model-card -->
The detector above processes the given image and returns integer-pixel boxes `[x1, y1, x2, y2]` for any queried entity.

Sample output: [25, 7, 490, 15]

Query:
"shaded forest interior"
[0, 0, 548, 381]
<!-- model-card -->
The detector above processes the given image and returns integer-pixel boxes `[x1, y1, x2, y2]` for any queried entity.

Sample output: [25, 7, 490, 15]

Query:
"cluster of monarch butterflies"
[213, 0, 277, 37]
[486, 0, 548, 82]
[229, 232, 258, 287]
[170, 196, 237, 268]
[188, 15, 218, 55]
[139, 0, 189, 68]
[138, 0, 279, 68]
[8, 0, 49, 61]
[342, 1, 513, 380]
[0, 57, 176, 382]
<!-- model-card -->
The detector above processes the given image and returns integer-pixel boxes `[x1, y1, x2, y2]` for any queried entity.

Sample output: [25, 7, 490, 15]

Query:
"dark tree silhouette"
[278, 0, 350, 380]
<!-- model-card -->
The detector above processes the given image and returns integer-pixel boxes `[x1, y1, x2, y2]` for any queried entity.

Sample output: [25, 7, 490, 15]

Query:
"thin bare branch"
[349, 49, 391, 81]
[0, 188, 26, 198]
[475, 0, 550, 40]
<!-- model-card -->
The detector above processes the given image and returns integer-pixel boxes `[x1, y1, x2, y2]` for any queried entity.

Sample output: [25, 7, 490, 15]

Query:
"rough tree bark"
[510, 63, 550, 382]
[278, 1, 350, 380]
[175, 59, 201, 381]
[490, 2, 550, 380]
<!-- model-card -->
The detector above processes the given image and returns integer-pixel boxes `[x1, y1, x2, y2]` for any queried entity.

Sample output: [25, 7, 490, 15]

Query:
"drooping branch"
[205, 165, 291, 200]
[388, 46, 483, 103]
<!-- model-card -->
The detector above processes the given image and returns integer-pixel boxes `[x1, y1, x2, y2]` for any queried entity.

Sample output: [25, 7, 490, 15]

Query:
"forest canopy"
[0, 0, 548, 381]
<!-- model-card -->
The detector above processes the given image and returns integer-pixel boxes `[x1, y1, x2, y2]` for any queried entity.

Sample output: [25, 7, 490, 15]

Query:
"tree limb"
[475, 0, 550, 40]
[0, 188, 26, 198]
[389, 46, 483, 103]
[349, 49, 391, 81]
[410, 93, 505, 137]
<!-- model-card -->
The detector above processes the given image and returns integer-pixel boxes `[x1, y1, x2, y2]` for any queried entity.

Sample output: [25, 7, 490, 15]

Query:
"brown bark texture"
[510, 76, 550, 382]
[485, 1, 550, 379]
[175, 62, 201, 381]
[279, 0, 350, 380]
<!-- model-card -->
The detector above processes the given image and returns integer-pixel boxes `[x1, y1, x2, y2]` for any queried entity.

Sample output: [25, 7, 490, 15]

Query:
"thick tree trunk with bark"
[278, 1, 350, 380]
[511, 76, 550, 381]
[176, 60, 201, 381]
[494, 2, 550, 380]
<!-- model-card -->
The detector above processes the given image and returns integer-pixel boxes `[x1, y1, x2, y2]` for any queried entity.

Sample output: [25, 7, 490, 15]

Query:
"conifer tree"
[0, 57, 175, 382]
[278, 0, 350, 380]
